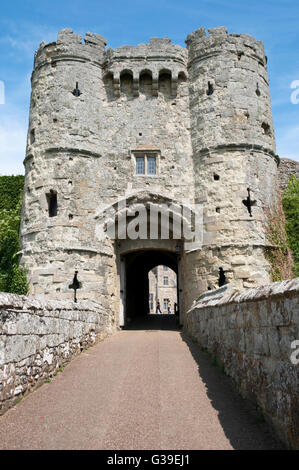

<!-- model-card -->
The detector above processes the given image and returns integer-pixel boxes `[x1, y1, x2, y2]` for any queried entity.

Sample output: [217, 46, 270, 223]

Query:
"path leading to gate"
[0, 318, 282, 450]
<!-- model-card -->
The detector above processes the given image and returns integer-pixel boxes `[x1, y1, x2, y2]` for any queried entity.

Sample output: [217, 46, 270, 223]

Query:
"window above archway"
[133, 151, 159, 176]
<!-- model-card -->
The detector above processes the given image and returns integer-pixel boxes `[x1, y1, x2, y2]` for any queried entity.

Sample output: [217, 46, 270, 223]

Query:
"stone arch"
[139, 69, 153, 96]
[120, 69, 134, 97]
[158, 69, 172, 97]
[178, 71, 187, 84]
[94, 190, 201, 250]
[178, 71, 187, 80]
[103, 71, 114, 100]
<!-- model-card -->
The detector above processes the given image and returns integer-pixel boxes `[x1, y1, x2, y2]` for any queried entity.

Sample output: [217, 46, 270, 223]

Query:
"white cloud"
[0, 118, 27, 175]
[0, 20, 58, 58]
[0, 71, 30, 175]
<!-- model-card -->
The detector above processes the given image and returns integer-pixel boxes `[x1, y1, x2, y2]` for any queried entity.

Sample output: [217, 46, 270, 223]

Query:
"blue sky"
[0, 0, 298, 174]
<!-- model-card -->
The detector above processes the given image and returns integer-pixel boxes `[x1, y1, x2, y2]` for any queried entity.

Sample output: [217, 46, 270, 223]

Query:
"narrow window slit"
[207, 82, 214, 96]
[30, 129, 35, 145]
[46, 190, 58, 217]
[218, 268, 227, 287]
[261, 122, 271, 136]
[72, 82, 81, 97]
[256, 83, 261, 96]
[68, 271, 81, 303]
[242, 188, 256, 217]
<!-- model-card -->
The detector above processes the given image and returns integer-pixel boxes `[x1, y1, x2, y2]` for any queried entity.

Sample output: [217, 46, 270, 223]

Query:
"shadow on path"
[125, 314, 180, 331]
[181, 331, 284, 450]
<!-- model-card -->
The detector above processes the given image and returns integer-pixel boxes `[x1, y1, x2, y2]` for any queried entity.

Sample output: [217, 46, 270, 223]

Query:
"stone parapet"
[0, 293, 115, 415]
[185, 278, 299, 449]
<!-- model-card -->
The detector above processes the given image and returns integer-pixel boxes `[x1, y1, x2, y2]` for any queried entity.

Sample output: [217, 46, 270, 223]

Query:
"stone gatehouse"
[20, 26, 279, 327]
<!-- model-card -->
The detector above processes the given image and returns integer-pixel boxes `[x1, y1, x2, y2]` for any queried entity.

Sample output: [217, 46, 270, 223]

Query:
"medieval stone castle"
[1, 26, 298, 450]
[20, 26, 279, 327]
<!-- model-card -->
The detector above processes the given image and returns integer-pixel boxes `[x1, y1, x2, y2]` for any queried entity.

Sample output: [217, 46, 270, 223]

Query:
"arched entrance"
[95, 190, 198, 328]
[119, 249, 181, 328]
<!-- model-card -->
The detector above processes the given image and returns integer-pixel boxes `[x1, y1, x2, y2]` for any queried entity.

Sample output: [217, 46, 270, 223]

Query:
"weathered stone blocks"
[0, 293, 114, 415]
[186, 279, 299, 449]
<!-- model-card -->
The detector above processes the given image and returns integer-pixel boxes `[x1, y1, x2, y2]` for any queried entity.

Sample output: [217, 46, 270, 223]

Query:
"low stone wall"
[0, 293, 114, 415]
[185, 279, 299, 449]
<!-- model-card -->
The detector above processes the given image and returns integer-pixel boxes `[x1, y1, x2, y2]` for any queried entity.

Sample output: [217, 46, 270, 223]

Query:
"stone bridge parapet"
[186, 278, 299, 449]
[0, 293, 114, 415]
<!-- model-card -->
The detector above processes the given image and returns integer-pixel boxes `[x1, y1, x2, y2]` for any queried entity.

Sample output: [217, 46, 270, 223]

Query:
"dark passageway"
[123, 250, 179, 329]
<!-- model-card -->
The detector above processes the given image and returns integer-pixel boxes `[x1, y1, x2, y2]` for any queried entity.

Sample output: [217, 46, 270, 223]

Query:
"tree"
[0, 175, 28, 294]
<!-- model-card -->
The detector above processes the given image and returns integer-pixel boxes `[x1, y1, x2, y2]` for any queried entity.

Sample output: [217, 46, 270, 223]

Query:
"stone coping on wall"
[0, 292, 113, 416]
[0, 292, 104, 313]
[189, 278, 299, 311]
[186, 278, 299, 449]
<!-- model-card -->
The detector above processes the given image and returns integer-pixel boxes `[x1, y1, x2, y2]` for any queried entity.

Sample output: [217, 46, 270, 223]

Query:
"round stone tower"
[20, 27, 279, 326]
[20, 28, 193, 323]
[181, 26, 279, 305]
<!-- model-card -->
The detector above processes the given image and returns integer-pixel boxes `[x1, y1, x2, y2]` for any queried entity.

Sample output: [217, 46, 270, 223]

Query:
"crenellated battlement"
[33, 30, 188, 98]
[186, 26, 266, 68]
[33, 26, 267, 91]
[34, 29, 186, 75]
[106, 37, 187, 64]
[33, 29, 108, 71]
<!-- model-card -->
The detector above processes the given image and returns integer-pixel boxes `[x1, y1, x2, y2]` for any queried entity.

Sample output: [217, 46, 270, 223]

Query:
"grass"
[51, 363, 67, 378]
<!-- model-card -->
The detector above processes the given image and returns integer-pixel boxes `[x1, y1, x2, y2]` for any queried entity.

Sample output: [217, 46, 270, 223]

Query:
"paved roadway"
[0, 316, 282, 450]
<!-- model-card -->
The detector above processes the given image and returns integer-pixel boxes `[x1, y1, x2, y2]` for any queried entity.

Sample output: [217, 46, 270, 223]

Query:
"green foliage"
[8, 264, 29, 295]
[0, 175, 25, 211]
[264, 194, 294, 282]
[282, 175, 299, 277]
[0, 175, 28, 295]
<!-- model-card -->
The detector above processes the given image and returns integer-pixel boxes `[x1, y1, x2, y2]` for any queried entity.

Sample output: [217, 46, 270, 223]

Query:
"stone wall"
[185, 279, 299, 449]
[148, 265, 177, 314]
[0, 293, 114, 415]
[279, 158, 299, 192]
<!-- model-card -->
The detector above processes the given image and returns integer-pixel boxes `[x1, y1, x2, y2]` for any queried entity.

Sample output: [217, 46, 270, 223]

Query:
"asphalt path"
[0, 317, 282, 450]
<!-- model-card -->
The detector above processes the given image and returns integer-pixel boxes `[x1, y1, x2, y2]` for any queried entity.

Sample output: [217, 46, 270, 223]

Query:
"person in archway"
[156, 299, 162, 314]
